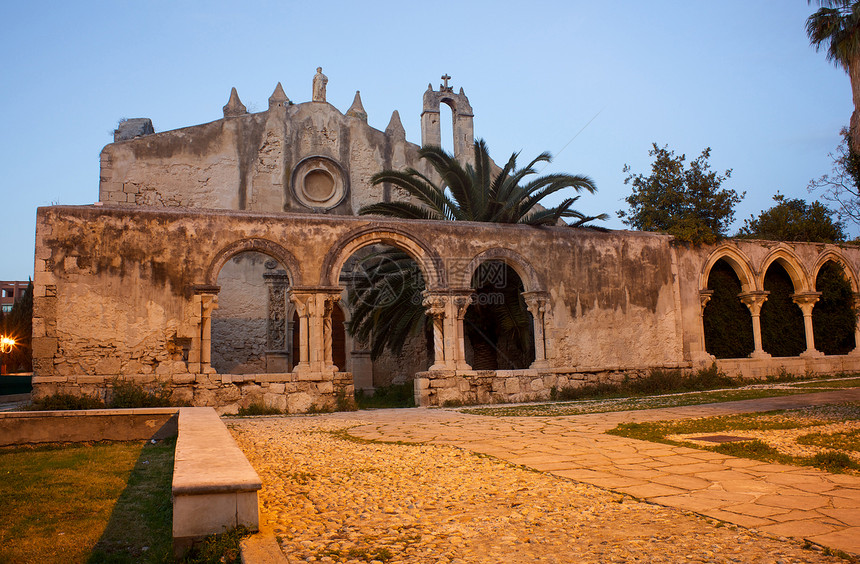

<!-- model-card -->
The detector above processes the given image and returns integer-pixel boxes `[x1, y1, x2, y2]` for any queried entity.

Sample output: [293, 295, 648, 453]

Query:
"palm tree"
[362, 139, 607, 226]
[807, 1, 860, 151]
[346, 140, 606, 366]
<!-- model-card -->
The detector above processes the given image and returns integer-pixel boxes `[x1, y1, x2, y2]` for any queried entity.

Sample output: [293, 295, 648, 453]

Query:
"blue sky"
[0, 1, 851, 280]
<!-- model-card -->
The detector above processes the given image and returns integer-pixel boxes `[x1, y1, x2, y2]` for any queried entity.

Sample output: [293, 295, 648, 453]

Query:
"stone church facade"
[31, 72, 860, 412]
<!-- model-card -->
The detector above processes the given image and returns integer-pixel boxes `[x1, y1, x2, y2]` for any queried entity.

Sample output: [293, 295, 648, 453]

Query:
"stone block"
[263, 393, 287, 412]
[529, 378, 545, 392]
[171, 387, 194, 405]
[286, 392, 313, 414]
[315, 381, 334, 394]
[436, 388, 464, 405]
[504, 378, 520, 394]
[95, 356, 121, 375]
[216, 386, 241, 404]
[268, 383, 285, 394]
[172, 373, 196, 384]
[31, 337, 58, 358]
[78, 375, 106, 384]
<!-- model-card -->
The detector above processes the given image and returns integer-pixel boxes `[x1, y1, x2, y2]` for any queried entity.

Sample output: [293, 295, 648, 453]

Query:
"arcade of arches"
[30, 206, 860, 412]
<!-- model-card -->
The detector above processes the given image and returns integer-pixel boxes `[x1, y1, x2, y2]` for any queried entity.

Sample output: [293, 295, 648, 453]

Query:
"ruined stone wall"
[33, 205, 860, 409]
[98, 101, 425, 216]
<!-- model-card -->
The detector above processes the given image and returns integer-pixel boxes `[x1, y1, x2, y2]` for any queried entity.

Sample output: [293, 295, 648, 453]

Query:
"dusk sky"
[0, 1, 851, 280]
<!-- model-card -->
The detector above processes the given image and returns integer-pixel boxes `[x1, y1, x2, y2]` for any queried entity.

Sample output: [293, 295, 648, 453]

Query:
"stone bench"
[172, 407, 262, 555]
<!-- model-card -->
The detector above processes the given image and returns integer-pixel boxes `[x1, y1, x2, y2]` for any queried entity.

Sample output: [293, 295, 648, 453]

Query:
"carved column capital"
[523, 291, 549, 317]
[421, 290, 447, 317]
[738, 291, 769, 316]
[791, 292, 822, 316]
[699, 289, 714, 313]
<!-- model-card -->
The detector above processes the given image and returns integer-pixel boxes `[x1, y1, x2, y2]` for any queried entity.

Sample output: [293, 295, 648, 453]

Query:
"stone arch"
[701, 245, 756, 292]
[812, 249, 859, 293]
[758, 246, 811, 293]
[206, 238, 303, 287]
[319, 225, 446, 289]
[462, 247, 543, 293]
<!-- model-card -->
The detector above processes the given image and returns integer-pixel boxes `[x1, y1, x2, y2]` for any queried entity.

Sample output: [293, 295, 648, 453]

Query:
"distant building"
[0, 281, 28, 313]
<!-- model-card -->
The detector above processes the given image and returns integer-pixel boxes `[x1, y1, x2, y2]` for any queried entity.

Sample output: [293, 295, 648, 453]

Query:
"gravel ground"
[229, 416, 849, 564]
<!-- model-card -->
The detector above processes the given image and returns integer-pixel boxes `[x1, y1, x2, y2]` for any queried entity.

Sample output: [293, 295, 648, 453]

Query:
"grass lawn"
[607, 403, 860, 474]
[0, 438, 175, 564]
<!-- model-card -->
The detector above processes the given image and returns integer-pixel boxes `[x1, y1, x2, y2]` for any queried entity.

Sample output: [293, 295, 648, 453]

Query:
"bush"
[551, 364, 738, 402]
[237, 402, 282, 416]
[806, 451, 860, 473]
[25, 379, 178, 411]
[26, 393, 105, 411]
[108, 378, 173, 408]
[355, 381, 415, 409]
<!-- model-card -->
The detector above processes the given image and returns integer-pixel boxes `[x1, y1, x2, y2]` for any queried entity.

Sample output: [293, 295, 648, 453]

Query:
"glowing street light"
[0, 336, 15, 354]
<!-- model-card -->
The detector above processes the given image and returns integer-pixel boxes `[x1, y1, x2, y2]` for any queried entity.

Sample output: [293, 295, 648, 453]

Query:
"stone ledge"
[172, 407, 261, 554]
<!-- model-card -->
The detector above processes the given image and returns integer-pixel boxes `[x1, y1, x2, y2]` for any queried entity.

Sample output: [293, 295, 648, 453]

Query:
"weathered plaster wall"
[99, 101, 426, 215]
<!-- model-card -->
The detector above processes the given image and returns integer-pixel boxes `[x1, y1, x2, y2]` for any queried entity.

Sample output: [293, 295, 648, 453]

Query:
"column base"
[749, 350, 772, 359]
[689, 351, 716, 364]
[530, 360, 550, 370]
[800, 349, 825, 359]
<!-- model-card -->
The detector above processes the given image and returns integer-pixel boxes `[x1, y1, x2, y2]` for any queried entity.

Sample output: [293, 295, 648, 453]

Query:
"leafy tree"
[349, 140, 606, 365]
[736, 193, 846, 242]
[807, 1, 860, 151]
[618, 144, 744, 244]
[808, 127, 860, 228]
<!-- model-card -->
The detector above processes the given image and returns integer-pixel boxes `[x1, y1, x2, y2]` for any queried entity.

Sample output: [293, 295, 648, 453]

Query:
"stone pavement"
[339, 389, 860, 557]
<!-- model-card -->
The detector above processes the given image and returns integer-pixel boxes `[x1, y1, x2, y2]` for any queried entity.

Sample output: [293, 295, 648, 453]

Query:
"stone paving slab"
[339, 388, 860, 557]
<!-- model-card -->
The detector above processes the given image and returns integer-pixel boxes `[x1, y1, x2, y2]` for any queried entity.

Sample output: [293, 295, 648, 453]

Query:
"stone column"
[200, 293, 219, 372]
[523, 291, 550, 369]
[290, 292, 312, 373]
[290, 288, 341, 375]
[852, 293, 860, 356]
[792, 292, 824, 358]
[322, 293, 342, 372]
[452, 292, 473, 370]
[693, 290, 716, 362]
[739, 291, 770, 359]
[422, 292, 448, 370]
[263, 268, 290, 372]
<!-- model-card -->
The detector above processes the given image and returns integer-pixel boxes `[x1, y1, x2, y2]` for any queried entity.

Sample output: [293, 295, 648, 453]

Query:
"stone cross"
[441, 74, 452, 91]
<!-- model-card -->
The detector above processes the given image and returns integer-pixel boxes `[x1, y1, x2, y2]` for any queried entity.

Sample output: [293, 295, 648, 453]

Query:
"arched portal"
[813, 260, 857, 355]
[465, 260, 535, 370]
[760, 262, 805, 357]
[703, 259, 754, 358]
[340, 244, 430, 388]
[212, 252, 289, 374]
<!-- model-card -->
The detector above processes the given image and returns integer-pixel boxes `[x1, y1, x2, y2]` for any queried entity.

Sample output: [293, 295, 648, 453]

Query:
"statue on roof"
[312, 67, 328, 102]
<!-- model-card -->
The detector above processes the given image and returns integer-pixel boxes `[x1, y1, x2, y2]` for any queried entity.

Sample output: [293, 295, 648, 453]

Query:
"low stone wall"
[32, 371, 354, 415]
[0, 408, 178, 446]
[414, 365, 691, 407]
[715, 354, 860, 379]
